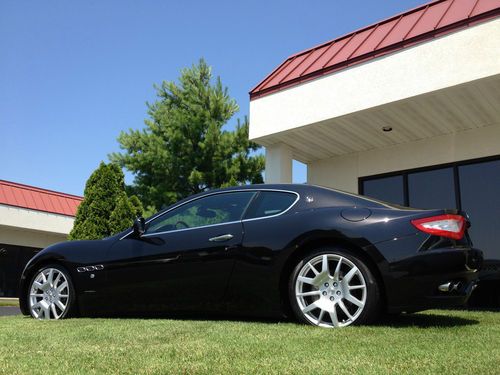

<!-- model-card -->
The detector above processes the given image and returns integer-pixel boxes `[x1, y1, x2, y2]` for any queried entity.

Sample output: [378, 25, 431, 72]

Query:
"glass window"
[459, 160, 500, 260]
[362, 175, 405, 205]
[244, 191, 297, 219]
[146, 192, 255, 234]
[408, 168, 456, 209]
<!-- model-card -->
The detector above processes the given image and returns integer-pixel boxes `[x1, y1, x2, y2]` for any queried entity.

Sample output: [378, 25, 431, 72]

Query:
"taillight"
[411, 214, 466, 240]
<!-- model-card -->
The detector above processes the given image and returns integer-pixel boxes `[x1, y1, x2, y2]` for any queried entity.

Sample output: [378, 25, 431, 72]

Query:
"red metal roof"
[250, 0, 500, 99]
[0, 180, 82, 217]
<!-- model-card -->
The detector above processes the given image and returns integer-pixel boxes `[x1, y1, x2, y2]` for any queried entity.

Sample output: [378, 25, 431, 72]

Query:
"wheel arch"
[279, 236, 387, 318]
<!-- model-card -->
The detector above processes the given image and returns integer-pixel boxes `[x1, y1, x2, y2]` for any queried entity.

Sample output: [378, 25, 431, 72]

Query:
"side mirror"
[133, 217, 146, 237]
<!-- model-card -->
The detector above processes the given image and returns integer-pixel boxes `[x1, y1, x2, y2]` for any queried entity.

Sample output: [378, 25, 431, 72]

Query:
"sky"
[0, 0, 425, 196]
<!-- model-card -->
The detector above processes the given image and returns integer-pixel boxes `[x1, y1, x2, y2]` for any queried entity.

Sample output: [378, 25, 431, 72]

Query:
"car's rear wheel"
[289, 247, 380, 328]
[27, 264, 76, 320]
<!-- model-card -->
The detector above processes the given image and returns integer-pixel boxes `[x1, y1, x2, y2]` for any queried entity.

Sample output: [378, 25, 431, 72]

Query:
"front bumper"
[376, 240, 483, 313]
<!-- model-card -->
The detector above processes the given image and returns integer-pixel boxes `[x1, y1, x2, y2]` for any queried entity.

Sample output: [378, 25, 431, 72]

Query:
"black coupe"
[19, 184, 482, 327]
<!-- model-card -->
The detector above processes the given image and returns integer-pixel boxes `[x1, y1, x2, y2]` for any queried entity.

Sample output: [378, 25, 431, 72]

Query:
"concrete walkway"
[0, 306, 21, 316]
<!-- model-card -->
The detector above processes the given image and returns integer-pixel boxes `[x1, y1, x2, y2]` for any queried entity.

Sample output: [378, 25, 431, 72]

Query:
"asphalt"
[0, 306, 21, 316]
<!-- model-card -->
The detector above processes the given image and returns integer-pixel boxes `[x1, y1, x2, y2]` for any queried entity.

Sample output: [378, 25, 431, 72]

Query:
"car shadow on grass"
[375, 311, 479, 328]
[80, 310, 479, 328]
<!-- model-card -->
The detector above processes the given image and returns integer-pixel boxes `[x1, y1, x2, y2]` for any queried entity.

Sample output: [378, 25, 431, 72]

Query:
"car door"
[104, 191, 256, 313]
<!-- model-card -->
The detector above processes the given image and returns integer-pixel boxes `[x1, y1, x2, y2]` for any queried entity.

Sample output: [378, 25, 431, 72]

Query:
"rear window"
[244, 191, 297, 219]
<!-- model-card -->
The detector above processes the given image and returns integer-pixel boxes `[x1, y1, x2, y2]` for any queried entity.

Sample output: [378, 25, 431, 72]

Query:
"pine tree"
[110, 59, 265, 211]
[109, 193, 135, 234]
[69, 162, 143, 240]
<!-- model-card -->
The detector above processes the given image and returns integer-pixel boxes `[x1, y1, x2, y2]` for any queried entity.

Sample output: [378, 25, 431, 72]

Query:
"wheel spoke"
[51, 304, 59, 319]
[57, 281, 68, 293]
[55, 300, 66, 311]
[298, 276, 315, 285]
[302, 302, 318, 314]
[338, 300, 353, 320]
[343, 267, 358, 283]
[329, 306, 339, 326]
[42, 305, 50, 320]
[297, 290, 320, 297]
[47, 269, 54, 287]
[321, 255, 329, 275]
[348, 284, 365, 290]
[307, 262, 319, 276]
[345, 293, 364, 308]
[333, 257, 342, 280]
[317, 309, 325, 325]
[54, 272, 62, 288]
[30, 293, 44, 297]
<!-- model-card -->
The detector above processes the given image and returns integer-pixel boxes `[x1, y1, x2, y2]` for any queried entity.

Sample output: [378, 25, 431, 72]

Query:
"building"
[0, 180, 82, 297]
[249, 0, 500, 285]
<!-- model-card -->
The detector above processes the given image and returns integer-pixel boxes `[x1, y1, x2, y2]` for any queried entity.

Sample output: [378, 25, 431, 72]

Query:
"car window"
[146, 191, 256, 234]
[244, 191, 297, 220]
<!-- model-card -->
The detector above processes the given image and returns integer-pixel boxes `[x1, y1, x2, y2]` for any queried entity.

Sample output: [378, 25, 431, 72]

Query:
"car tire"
[27, 264, 77, 320]
[289, 247, 381, 328]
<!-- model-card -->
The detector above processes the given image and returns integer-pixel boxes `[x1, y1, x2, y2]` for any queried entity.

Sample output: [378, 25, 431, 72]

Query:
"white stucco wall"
[0, 205, 74, 248]
[249, 18, 500, 141]
[307, 123, 500, 193]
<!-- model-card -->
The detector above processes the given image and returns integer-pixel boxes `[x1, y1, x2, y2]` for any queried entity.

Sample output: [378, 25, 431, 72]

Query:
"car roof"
[152, 183, 390, 217]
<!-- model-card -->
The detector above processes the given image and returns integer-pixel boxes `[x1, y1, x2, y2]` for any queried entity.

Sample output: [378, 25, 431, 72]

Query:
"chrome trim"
[241, 191, 300, 223]
[120, 188, 301, 240]
[141, 220, 242, 238]
[209, 234, 234, 242]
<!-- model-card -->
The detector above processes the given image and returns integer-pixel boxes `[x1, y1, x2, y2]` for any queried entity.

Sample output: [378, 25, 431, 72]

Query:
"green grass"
[0, 310, 499, 374]
[0, 299, 19, 307]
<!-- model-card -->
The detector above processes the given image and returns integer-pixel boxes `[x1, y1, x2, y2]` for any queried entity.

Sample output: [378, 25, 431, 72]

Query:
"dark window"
[362, 176, 405, 205]
[146, 192, 255, 234]
[459, 160, 500, 260]
[0, 244, 40, 297]
[408, 168, 456, 209]
[244, 191, 297, 219]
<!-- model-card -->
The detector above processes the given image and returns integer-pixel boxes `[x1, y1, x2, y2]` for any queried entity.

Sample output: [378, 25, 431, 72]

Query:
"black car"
[19, 184, 482, 327]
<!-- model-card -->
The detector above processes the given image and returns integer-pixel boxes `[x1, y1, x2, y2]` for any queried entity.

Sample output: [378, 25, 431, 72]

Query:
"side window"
[244, 191, 297, 220]
[146, 192, 255, 234]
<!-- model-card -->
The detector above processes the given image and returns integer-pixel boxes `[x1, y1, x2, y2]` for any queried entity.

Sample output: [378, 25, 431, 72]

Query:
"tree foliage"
[69, 162, 144, 240]
[110, 59, 264, 211]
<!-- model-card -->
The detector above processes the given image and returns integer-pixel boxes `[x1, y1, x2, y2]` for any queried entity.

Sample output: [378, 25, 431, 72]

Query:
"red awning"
[0, 180, 82, 217]
[250, 0, 500, 99]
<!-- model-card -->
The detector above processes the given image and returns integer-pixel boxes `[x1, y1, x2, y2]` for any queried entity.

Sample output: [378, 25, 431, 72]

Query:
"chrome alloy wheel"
[295, 254, 367, 328]
[29, 268, 70, 320]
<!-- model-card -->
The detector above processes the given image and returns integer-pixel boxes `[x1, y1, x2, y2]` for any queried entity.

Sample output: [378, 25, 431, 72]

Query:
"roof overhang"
[249, 17, 500, 162]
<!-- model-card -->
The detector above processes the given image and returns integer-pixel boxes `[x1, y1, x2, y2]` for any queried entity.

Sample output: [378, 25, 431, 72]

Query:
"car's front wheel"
[289, 247, 380, 328]
[27, 264, 76, 320]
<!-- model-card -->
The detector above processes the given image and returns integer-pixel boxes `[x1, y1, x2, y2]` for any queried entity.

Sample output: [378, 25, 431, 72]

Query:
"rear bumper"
[377, 243, 483, 313]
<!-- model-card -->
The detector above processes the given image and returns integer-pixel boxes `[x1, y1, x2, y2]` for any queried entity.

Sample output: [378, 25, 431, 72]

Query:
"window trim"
[120, 189, 300, 240]
[242, 191, 300, 222]
[358, 154, 500, 210]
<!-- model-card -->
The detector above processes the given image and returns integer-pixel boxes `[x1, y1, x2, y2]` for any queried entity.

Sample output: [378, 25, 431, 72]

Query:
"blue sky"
[0, 0, 424, 196]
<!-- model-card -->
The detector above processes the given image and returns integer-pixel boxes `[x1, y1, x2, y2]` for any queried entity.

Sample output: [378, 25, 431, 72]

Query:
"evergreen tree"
[69, 162, 143, 240]
[109, 193, 135, 234]
[110, 59, 264, 211]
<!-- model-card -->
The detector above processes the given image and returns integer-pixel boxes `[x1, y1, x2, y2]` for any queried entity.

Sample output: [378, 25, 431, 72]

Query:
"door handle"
[208, 234, 234, 242]
[0, 248, 7, 256]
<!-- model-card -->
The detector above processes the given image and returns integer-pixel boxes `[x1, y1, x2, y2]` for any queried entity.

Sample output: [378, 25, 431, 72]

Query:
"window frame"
[121, 189, 300, 239]
[358, 154, 500, 210]
[242, 190, 301, 221]
[143, 191, 257, 237]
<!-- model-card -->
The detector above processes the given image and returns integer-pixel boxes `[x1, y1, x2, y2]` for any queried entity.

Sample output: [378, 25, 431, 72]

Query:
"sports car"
[19, 184, 483, 327]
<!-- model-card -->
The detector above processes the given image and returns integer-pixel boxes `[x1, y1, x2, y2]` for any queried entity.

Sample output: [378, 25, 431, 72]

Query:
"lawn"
[0, 310, 499, 375]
